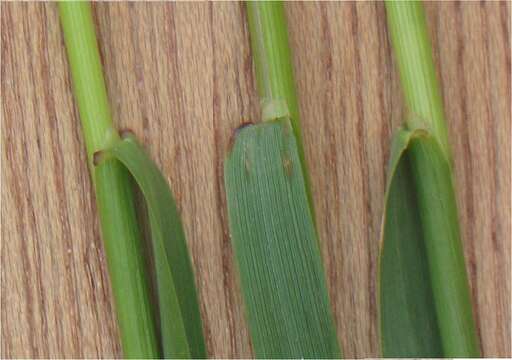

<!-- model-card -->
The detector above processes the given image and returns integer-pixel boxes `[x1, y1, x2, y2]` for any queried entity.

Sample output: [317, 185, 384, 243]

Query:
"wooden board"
[1, 2, 510, 357]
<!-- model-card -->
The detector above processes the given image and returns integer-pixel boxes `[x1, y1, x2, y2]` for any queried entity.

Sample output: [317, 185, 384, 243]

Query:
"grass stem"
[59, 3, 159, 357]
[246, 2, 316, 220]
[385, 1, 450, 158]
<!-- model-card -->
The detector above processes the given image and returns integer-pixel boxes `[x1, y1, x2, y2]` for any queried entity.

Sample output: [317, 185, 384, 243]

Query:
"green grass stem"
[59, 3, 159, 357]
[246, 2, 316, 220]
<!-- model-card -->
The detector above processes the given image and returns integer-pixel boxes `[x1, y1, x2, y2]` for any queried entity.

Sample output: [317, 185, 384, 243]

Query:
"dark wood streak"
[13, 40, 38, 360]
[350, 4, 376, 354]
[375, 2, 393, 186]
[500, 2, 511, 72]
[40, 4, 83, 356]
[482, 3, 510, 354]
[163, 3, 184, 202]
[22, 7, 52, 356]
[232, 13, 248, 121]
[1, 8, 21, 357]
[209, 4, 237, 357]
[454, 2, 482, 350]
[4, 99, 37, 358]
[148, 7, 165, 166]
[128, 5, 150, 144]
[319, 4, 342, 344]
[239, 3, 257, 115]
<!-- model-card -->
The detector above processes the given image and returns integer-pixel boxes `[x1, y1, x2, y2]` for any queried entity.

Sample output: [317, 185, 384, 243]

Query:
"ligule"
[224, 119, 341, 358]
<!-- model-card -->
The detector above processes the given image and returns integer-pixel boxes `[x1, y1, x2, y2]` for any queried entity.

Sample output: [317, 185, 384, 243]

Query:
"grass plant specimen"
[378, 1, 481, 357]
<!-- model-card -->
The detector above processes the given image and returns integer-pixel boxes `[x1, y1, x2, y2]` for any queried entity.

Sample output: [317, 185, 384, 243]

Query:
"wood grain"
[1, 2, 510, 358]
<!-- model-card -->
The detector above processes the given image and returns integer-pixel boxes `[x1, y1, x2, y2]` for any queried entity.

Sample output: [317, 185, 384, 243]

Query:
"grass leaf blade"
[408, 136, 480, 357]
[224, 119, 341, 359]
[97, 134, 207, 359]
[379, 127, 480, 357]
[379, 128, 443, 357]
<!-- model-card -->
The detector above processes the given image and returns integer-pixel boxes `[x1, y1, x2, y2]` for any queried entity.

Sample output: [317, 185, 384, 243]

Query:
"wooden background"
[1, 2, 510, 358]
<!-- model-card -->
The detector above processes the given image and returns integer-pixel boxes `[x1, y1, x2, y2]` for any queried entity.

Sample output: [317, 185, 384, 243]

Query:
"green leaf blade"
[379, 129, 442, 357]
[379, 129, 480, 357]
[224, 119, 341, 359]
[98, 135, 207, 359]
[408, 136, 480, 357]
[95, 162, 160, 358]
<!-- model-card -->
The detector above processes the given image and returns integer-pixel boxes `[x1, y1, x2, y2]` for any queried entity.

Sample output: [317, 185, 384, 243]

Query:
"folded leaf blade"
[379, 128, 479, 357]
[379, 128, 442, 357]
[408, 135, 480, 357]
[97, 135, 207, 359]
[224, 118, 341, 359]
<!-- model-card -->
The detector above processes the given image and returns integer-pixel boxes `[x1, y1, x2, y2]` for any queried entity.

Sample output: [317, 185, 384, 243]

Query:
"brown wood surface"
[1, 2, 510, 358]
